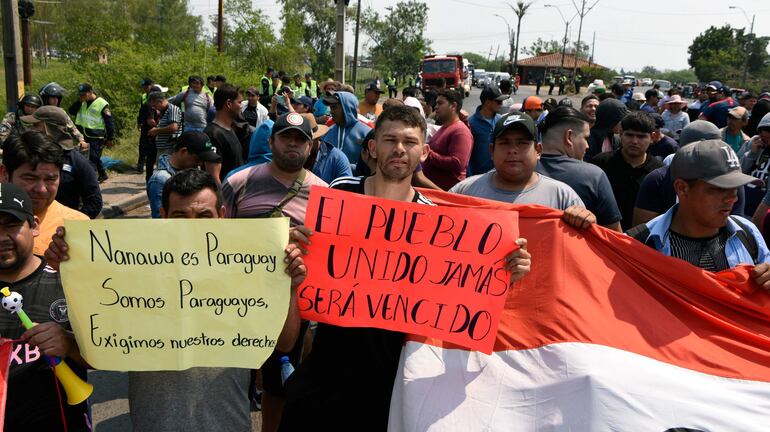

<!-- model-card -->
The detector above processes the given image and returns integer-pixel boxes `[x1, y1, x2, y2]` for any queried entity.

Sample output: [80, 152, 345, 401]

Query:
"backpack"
[626, 216, 759, 264]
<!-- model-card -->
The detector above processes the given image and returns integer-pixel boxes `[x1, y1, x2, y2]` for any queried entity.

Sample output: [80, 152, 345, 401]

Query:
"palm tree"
[509, 1, 533, 77]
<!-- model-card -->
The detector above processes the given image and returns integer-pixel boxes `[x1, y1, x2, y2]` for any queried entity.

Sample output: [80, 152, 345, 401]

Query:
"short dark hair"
[213, 83, 241, 110]
[215, 75, 226, 82]
[188, 75, 204, 85]
[581, 94, 598, 107]
[437, 88, 463, 114]
[645, 89, 658, 100]
[403, 87, 418, 98]
[148, 91, 166, 102]
[2, 131, 63, 175]
[207, 75, 216, 82]
[610, 83, 623, 96]
[375, 105, 427, 138]
[599, 92, 615, 101]
[161, 169, 222, 213]
[499, 79, 512, 93]
[541, 106, 590, 138]
[621, 111, 655, 134]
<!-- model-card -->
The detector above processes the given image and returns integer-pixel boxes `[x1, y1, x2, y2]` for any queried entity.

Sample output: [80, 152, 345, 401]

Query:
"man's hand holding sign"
[294, 185, 529, 353]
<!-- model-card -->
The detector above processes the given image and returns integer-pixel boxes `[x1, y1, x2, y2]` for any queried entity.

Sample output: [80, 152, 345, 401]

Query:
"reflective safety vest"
[305, 79, 317, 98]
[141, 92, 148, 105]
[75, 97, 108, 139]
[179, 85, 212, 113]
[261, 75, 275, 98]
[291, 81, 307, 96]
[408, 77, 415, 87]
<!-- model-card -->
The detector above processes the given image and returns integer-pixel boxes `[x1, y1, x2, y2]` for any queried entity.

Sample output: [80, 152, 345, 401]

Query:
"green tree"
[279, 0, 356, 79]
[687, 25, 769, 83]
[223, 0, 279, 72]
[361, 1, 431, 80]
[521, 38, 589, 60]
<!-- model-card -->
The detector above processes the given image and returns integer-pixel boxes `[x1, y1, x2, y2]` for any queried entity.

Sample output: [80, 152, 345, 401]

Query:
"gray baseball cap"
[670, 139, 761, 188]
[678, 120, 721, 147]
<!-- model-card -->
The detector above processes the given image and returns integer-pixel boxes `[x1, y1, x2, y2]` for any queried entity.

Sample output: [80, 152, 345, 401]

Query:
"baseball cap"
[493, 113, 537, 141]
[365, 83, 383, 93]
[139, 78, 154, 86]
[727, 106, 748, 120]
[272, 112, 313, 140]
[245, 86, 259, 96]
[299, 113, 329, 140]
[0, 183, 34, 224]
[20, 105, 69, 127]
[175, 131, 221, 162]
[706, 81, 723, 91]
[78, 83, 93, 94]
[480, 84, 509, 103]
[524, 96, 543, 111]
[679, 120, 721, 146]
[292, 96, 313, 108]
[322, 91, 341, 105]
[671, 139, 761, 188]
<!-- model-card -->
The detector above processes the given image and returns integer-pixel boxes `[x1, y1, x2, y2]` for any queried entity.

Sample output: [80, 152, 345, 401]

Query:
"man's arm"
[73, 151, 103, 218]
[146, 175, 164, 219]
[102, 106, 115, 141]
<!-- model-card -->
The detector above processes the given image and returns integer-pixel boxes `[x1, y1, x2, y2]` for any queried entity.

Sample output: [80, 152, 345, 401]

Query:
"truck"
[420, 54, 470, 96]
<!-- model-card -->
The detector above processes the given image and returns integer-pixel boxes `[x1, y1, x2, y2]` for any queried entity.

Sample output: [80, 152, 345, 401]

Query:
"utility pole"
[494, 14, 513, 75]
[729, 6, 755, 87]
[19, 3, 32, 85]
[590, 31, 595, 67]
[351, 0, 362, 88]
[487, 45, 493, 64]
[334, 0, 348, 82]
[571, 0, 601, 79]
[2, 0, 24, 111]
[217, 0, 224, 52]
[494, 44, 500, 69]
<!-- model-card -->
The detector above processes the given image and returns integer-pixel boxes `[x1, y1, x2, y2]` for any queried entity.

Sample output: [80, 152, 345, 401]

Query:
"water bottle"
[280, 355, 295, 385]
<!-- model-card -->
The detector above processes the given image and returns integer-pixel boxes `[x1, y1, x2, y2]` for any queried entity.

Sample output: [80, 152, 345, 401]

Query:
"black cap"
[365, 83, 383, 93]
[0, 183, 34, 224]
[176, 132, 221, 163]
[480, 84, 508, 103]
[671, 139, 761, 188]
[322, 91, 341, 105]
[78, 83, 93, 94]
[139, 78, 154, 86]
[272, 113, 313, 141]
[493, 113, 538, 141]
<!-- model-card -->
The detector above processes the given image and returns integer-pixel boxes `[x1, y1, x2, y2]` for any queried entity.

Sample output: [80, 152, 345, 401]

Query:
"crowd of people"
[1, 64, 770, 431]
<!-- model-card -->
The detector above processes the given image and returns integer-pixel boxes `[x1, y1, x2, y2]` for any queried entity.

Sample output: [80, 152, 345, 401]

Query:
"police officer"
[261, 68, 275, 107]
[69, 83, 115, 182]
[0, 94, 41, 142]
[39, 82, 89, 156]
[304, 72, 318, 100]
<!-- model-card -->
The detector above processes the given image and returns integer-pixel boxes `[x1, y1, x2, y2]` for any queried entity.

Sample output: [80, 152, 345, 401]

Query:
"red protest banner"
[299, 185, 519, 353]
[0, 339, 11, 430]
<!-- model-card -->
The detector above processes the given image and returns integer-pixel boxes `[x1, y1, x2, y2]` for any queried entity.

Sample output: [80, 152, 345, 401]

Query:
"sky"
[187, 0, 770, 72]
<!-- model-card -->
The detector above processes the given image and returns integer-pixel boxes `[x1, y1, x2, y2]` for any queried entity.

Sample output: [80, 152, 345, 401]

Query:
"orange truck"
[420, 54, 470, 96]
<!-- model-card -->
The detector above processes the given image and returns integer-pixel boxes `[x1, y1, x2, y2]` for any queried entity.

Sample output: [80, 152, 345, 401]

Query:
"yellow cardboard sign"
[60, 219, 290, 371]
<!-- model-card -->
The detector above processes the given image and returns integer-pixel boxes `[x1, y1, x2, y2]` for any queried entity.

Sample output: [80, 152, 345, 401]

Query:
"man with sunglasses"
[591, 111, 664, 230]
[468, 84, 507, 176]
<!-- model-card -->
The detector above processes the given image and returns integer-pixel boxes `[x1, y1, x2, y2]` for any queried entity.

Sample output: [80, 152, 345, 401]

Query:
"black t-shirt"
[280, 176, 433, 432]
[591, 149, 664, 231]
[649, 135, 679, 161]
[669, 228, 730, 272]
[242, 105, 260, 128]
[536, 154, 622, 226]
[0, 259, 89, 432]
[205, 122, 246, 181]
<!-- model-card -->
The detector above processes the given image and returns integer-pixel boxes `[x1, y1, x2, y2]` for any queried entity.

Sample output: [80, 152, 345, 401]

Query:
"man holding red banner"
[628, 139, 770, 286]
[280, 105, 532, 431]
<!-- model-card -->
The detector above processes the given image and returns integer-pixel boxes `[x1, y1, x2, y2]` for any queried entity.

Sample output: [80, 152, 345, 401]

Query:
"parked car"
[653, 80, 672, 97]
[641, 78, 653, 86]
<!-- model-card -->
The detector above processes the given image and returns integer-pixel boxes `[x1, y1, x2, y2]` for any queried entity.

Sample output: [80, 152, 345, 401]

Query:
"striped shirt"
[155, 103, 182, 151]
[329, 176, 435, 205]
[669, 228, 730, 272]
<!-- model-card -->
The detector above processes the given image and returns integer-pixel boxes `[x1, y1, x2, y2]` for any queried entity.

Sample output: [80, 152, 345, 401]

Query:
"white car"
[586, 79, 605, 94]
[641, 78, 653, 86]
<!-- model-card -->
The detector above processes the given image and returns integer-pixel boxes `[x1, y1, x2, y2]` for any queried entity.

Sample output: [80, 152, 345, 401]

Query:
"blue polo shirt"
[700, 97, 737, 128]
[467, 107, 499, 176]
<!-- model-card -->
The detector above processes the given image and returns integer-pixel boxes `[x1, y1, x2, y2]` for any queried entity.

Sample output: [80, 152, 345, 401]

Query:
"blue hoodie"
[322, 92, 372, 165]
[225, 119, 274, 180]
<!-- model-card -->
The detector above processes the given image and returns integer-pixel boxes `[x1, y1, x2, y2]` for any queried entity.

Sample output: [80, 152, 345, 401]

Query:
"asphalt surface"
[89, 84, 604, 431]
